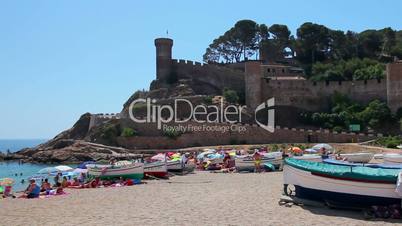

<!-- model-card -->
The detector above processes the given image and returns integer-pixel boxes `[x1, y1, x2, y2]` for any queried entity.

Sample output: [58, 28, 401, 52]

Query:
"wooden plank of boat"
[293, 155, 322, 162]
[384, 154, 402, 164]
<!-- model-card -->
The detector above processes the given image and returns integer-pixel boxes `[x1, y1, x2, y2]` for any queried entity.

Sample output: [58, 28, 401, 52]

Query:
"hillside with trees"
[203, 20, 402, 81]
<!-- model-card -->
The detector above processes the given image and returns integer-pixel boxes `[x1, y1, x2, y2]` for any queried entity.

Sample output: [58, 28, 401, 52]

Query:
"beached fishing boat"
[87, 162, 144, 180]
[144, 161, 168, 178]
[293, 154, 322, 162]
[283, 158, 402, 208]
[167, 159, 184, 172]
[339, 152, 374, 163]
[384, 154, 402, 164]
[167, 159, 195, 172]
[235, 152, 283, 171]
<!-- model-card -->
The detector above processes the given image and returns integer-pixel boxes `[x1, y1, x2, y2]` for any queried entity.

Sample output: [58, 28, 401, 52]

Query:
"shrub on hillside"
[163, 127, 182, 139]
[120, 127, 137, 137]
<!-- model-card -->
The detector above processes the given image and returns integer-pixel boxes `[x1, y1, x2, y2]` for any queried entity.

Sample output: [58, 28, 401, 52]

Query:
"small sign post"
[349, 124, 361, 132]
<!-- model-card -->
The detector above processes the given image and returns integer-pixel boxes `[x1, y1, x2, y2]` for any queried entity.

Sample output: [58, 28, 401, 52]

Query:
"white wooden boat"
[293, 154, 322, 162]
[87, 162, 144, 179]
[283, 158, 402, 208]
[167, 159, 184, 172]
[144, 161, 168, 178]
[235, 152, 283, 171]
[384, 153, 402, 164]
[339, 152, 374, 163]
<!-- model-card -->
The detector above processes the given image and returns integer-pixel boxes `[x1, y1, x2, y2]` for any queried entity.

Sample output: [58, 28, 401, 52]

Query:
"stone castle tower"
[155, 38, 173, 82]
[387, 61, 402, 113]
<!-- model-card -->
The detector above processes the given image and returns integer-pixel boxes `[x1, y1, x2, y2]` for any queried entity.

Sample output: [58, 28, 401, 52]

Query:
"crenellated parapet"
[89, 113, 121, 130]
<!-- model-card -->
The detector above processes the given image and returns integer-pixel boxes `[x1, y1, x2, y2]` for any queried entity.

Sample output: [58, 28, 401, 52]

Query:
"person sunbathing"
[40, 178, 52, 193]
[81, 177, 101, 188]
[61, 176, 70, 188]
[70, 178, 80, 187]
[55, 182, 64, 195]
[20, 179, 40, 199]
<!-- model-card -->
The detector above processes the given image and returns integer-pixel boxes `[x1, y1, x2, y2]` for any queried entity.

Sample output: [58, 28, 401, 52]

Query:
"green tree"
[358, 30, 383, 58]
[295, 22, 330, 65]
[233, 20, 260, 60]
[357, 100, 391, 128]
[223, 88, 239, 104]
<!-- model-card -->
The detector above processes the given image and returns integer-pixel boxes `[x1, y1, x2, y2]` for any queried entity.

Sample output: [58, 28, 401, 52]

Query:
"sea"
[0, 139, 53, 192]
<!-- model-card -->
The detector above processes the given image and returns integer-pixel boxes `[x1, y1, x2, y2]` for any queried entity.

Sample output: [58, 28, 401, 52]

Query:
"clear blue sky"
[1, 0, 401, 139]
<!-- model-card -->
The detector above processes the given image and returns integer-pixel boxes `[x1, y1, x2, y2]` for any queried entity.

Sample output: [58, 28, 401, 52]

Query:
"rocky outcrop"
[13, 140, 141, 164]
[3, 113, 141, 163]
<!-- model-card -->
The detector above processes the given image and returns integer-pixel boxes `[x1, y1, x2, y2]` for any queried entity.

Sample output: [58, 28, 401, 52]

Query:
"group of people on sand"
[68, 176, 134, 189]
[19, 178, 65, 199]
[199, 145, 331, 173]
[17, 172, 138, 199]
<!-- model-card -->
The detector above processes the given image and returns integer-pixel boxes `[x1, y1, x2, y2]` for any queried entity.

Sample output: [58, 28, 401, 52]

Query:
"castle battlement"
[263, 78, 384, 89]
[172, 59, 204, 67]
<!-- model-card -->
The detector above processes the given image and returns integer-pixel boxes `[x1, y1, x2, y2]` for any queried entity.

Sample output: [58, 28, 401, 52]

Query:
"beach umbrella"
[197, 150, 216, 160]
[63, 171, 78, 177]
[77, 161, 96, 169]
[73, 168, 88, 174]
[151, 153, 166, 161]
[304, 148, 318, 153]
[38, 167, 58, 174]
[0, 178, 14, 186]
[28, 174, 47, 181]
[312, 144, 334, 152]
[55, 165, 73, 172]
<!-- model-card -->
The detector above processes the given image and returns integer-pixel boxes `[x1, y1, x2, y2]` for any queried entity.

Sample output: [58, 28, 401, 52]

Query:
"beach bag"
[4, 186, 12, 196]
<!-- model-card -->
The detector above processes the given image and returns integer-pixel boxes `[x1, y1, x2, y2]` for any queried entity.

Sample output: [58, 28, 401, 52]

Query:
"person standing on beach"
[54, 172, 62, 185]
[253, 151, 262, 173]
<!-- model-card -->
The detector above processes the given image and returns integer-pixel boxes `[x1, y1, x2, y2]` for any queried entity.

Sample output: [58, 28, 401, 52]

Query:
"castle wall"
[170, 59, 245, 96]
[261, 78, 387, 111]
[116, 121, 376, 149]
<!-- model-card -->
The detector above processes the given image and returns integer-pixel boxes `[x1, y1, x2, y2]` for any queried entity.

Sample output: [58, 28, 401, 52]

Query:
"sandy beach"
[0, 171, 399, 226]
